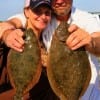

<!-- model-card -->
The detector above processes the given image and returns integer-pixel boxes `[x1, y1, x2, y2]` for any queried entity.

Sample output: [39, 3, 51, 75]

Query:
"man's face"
[52, 0, 73, 16]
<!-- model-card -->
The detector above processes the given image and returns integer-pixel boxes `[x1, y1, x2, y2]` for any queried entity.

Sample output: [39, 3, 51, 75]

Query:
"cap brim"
[33, 1, 51, 9]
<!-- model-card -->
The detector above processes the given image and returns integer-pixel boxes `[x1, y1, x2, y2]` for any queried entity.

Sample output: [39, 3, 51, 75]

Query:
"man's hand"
[2, 29, 25, 52]
[66, 24, 92, 50]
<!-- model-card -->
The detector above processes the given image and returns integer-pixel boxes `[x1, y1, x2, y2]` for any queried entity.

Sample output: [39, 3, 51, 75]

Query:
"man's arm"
[6, 18, 23, 28]
[0, 21, 15, 39]
[86, 32, 100, 56]
[0, 18, 22, 40]
[0, 13, 26, 40]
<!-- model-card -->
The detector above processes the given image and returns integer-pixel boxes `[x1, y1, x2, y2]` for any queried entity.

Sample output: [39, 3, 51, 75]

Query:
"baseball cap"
[25, 0, 51, 9]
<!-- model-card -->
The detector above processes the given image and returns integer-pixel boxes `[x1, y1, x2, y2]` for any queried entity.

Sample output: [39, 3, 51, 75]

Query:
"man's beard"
[54, 9, 70, 16]
[55, 11, 66, 16]
[53, 5, 71, 16]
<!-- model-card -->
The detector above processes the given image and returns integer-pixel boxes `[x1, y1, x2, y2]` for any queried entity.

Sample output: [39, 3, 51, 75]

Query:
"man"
[1, 0, 100, 100]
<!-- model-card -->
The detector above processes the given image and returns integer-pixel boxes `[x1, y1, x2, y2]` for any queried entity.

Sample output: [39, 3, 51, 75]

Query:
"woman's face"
[26, 5, 51, 31]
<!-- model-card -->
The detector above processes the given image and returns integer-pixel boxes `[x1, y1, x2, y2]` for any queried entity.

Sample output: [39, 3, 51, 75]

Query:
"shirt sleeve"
[71, 8, 100, 34]
[7, 13, 26, 28]
[84, 14, 100, 33]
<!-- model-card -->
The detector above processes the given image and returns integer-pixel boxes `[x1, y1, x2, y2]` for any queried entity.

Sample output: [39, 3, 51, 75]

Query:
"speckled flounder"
[7, 29, 42, 100]
[47, 22, 91, 100]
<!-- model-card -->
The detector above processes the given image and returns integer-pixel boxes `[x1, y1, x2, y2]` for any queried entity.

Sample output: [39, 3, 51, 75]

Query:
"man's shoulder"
[72, 7, 92, 17]
[8, 13, 25, 20]
[8, 13, 26, 28]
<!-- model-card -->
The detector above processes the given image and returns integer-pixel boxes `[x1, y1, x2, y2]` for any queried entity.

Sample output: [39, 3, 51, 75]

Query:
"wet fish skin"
[47, 22, 91, 100]
[7, 29, 42, 100]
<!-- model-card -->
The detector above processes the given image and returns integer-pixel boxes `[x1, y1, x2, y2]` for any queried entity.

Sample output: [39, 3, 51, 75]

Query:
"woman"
[2, 0, 52, 52]
[0, 0, 59, 100]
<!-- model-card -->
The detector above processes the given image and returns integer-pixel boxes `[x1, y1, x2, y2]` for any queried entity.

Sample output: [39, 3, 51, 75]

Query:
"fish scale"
[47, 22, 91, 100]
[7, 29, 42, 100]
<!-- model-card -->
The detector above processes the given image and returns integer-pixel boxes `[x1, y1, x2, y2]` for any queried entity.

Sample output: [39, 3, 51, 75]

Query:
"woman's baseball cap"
[25, 0, 51, 9]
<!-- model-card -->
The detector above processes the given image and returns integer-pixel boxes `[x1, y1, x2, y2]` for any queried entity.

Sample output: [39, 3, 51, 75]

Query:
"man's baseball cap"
[25, 0, 51, 9]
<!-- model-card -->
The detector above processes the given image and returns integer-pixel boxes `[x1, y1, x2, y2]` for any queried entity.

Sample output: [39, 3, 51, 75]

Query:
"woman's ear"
[24, 8, 29, 19]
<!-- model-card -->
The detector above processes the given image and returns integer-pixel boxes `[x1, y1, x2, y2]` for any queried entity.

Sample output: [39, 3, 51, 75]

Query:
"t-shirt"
[9, 7, 100, 100]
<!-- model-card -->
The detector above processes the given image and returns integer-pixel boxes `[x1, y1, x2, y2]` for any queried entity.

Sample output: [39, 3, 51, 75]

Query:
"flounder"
[7, 29, 42, 100]
[47, 22, 91, 100]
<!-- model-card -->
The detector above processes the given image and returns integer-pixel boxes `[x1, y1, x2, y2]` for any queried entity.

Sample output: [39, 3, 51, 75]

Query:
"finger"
[15, 29, 24, 44]
[14, 30, 25, 45]
[11, 45, 24, 52]
[71, 42, 84, 50]
[16, 29, 24, 37]
[66, 32, 77, 46]
[15, 36, 25, 45]
[69, 37, 82, 48]
[13, 39, 24, 49]
[68, 24, 78, 33]
[5, 33, 23, 48]
[7, 37, 24, 52]
[67, 25, 79, 45]
[11, 40, 24, 52]
[71, 39, 88, 50]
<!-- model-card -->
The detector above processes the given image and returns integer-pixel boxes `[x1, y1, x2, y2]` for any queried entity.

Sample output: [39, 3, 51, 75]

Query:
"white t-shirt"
[9, 7, 100, 100]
